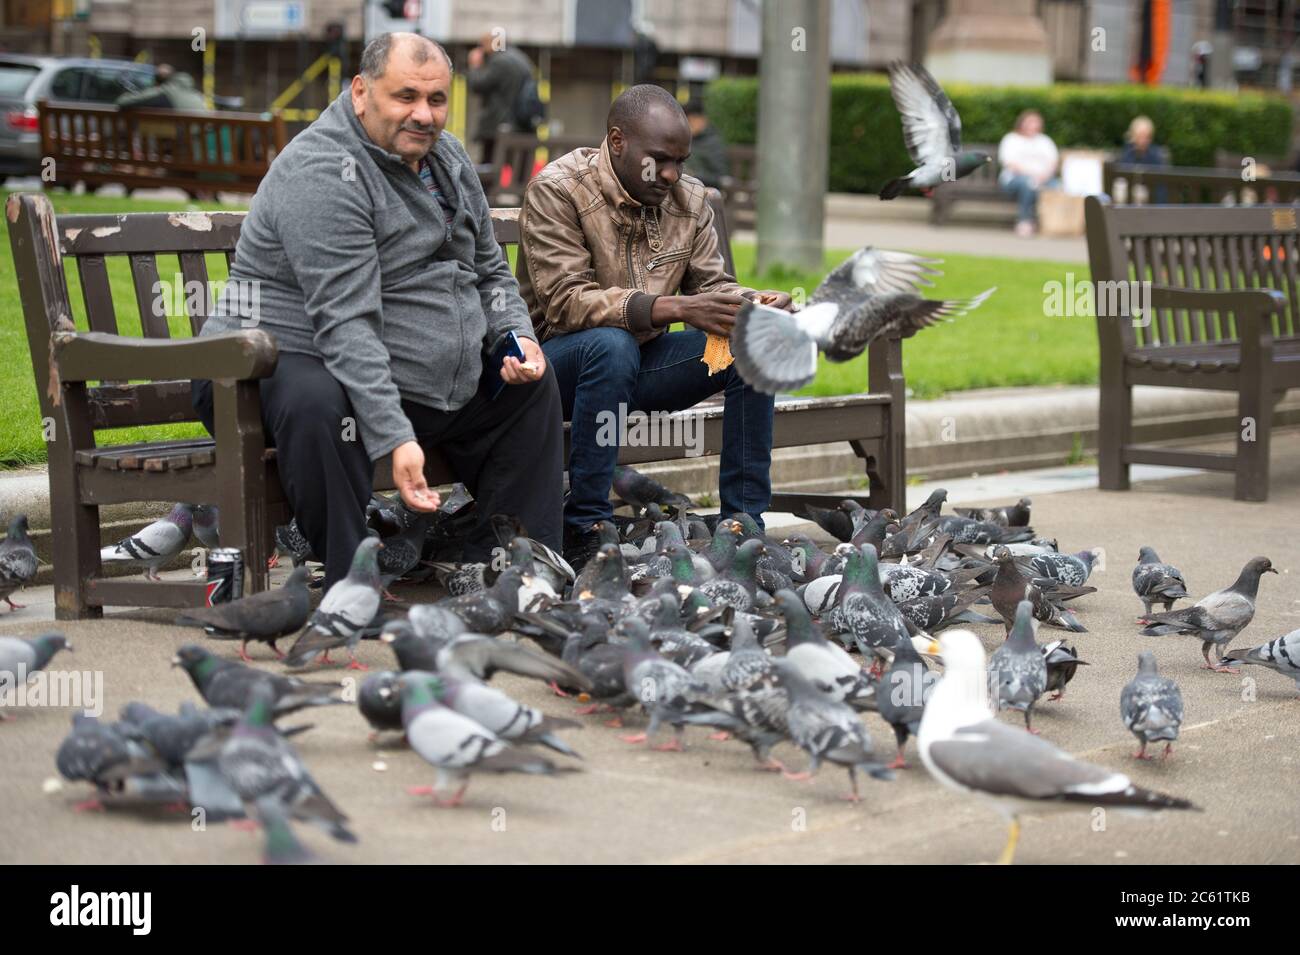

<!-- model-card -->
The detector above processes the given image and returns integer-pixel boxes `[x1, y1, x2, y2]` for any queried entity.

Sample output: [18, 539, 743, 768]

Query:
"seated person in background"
[192, 32, 563, 590]
[115, 63, 208, 111]
[997, 109, 1059, 237]
[683, 99, 729, 188]
[1119, 115, 1168, 166]
[517, 84, 791, 570]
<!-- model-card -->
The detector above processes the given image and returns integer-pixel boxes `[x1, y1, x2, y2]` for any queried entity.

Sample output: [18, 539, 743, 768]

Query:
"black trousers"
[192, 352, 564, 589]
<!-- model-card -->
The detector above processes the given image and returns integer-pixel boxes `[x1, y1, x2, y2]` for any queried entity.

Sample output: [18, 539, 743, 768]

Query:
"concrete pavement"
[1, 437, 1298, 865]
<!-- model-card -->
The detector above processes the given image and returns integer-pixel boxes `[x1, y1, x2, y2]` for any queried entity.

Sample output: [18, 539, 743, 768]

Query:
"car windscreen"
[0, 64, 39, 97]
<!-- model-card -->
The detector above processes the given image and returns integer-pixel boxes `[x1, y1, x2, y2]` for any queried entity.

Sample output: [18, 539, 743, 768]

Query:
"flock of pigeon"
[3, 461, 1296, 865]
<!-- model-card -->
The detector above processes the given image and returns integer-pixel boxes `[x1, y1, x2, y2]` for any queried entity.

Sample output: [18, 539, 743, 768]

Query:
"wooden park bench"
[1102, 161, 1300, 206]
[37, 101, 286, 198]
[1085, 195, 1300, 501]
[928, 143, 1017, 225]
[8, 189, 905, 619]
[718, 144, 757, 230]
[477, 132, 597, 205]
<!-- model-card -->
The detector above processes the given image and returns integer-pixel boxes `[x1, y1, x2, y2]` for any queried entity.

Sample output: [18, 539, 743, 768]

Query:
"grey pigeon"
[776, 590, 877, 711]
[618, 618, 725, 751]
[1120, 652, 1184, 760]
[611, 465, 691, 510]
[0, 633, 72, 720]
[172, 644, 344, 717]
[732, 248, 994, 394]
[0, 514, 38, 610]
[285, 537, 384, 670]
[1223, 629, 1300, 690]
[381, 619, 591, 692]
[990, 546, 1086, 633]
[175, 565, 313, 662]
[987, 600, 1048, 733]
[954, 498, 1031, 527]
[771, 658, 895, 801]
[879, 61, 991, 199]
[876, 635, 934, 768]
[435, 566, 526, 634]
[433, 672, 582, 758]
[1139, 557, 1277, 672]
[116, 701, 246, 820]
[1132, 546, 1190, 616]
[273, 518, 316, 568]
[193, 504, 220, 550]
[398, 671, 561, 807]
[377, 512, 433, 593]
[832, 544, 913, 666]
[100, 502, 194, 580]
[55, 713, 178, 811]
[217, 682, 356, 842]
[1028, 549, 1100, 588]
[1041, 639, 1088, 702]
[358, 670, 404, 738]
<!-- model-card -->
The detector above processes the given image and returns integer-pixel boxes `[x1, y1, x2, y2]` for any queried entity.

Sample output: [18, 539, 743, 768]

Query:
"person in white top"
[997, 110, 1059, 236]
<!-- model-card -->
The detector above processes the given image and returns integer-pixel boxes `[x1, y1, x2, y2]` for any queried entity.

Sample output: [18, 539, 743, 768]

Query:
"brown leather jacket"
[517, 140, 754, 344]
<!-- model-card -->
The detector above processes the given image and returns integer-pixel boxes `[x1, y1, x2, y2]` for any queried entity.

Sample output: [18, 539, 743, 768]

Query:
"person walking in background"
[115, 64, 207, 111]
[997, 110, 1058, 237]
[466, 32, 536, 164]
[683, 99, 729, 188]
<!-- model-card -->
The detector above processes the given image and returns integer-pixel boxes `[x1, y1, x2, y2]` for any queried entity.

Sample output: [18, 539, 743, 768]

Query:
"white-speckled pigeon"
[1223, 628, 1300, 690]
[1132, 546, 1190, 616]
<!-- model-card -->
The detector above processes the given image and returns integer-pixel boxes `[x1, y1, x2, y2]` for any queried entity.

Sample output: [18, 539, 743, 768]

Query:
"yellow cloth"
[702, 333, 734, 375]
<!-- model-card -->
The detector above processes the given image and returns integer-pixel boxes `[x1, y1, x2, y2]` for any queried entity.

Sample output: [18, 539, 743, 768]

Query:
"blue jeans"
[543, 326, 775, 532]
[998, 172, 1059, 224]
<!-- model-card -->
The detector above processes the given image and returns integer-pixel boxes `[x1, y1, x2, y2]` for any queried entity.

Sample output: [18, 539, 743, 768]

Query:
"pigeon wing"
[731, 301, 823, 395]
[888, 61, 961, 164]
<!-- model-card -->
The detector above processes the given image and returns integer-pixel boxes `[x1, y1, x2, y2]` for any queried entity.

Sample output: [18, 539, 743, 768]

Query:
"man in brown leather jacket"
[517, 84, 791, 568]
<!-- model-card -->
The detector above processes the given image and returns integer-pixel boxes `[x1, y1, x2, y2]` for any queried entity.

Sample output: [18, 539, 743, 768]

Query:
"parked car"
[0, 54, 155, 181]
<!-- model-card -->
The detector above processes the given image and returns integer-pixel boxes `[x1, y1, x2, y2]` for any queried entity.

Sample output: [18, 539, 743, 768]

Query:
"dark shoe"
[563, 525, 602, 573]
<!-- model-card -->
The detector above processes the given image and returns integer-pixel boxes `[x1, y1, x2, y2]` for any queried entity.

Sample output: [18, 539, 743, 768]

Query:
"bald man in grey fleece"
[192, 32, 563, 588]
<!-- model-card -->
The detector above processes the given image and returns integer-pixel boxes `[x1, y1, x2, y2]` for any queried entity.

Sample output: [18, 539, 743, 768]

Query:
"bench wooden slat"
[59, 212, 245, 256]
[177, 252, 211, 335]
[129, 253, 169, 339]
[76, 254, 119, 336]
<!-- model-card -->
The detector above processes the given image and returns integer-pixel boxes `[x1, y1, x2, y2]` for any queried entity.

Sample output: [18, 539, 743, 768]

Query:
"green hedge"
[705, 74, 1293, 194]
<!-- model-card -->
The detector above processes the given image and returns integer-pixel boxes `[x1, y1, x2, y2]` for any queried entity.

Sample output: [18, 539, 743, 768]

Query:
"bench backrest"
[1101, 161, 1300, 206]
[8, 187, 734, 436]
[488, 132, 598, 199]
[38, 101, 286, 194]
[1085, 194, 1300, 351]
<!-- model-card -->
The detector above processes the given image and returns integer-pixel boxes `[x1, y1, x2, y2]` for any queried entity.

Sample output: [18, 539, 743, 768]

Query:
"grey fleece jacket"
[201, 90, 536, 462]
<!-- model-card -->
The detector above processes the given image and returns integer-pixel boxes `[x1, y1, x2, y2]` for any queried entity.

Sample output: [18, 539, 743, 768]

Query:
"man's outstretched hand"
[751, 290, 794, 311]
[392, 440, 441, 512]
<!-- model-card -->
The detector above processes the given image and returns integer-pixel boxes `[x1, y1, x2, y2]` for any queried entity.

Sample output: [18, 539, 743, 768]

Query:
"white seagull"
[917, 630, 1196, 864]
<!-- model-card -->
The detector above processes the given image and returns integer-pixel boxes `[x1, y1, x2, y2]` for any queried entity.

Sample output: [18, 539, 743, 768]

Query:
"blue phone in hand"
[483, 330, 526, 400]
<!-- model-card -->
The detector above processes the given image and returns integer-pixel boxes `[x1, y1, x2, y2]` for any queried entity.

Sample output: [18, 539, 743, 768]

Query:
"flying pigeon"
[731, 249, 994, 394]
[0, 633, 72, 719]
[1223, 629, 1300, 690]
[1120, 652, 1184, 760]
[398, 670, 561, 807]
[172, 644, 344, 717]
[0, 514, 38, 611]
[216, 682, 356, 843]
[175, 565, 313, 662]
[987, 601, 1049, 733]
[285, 537, 384, 670]
[99, 502, 194, 581]
[1132, 546, 1190, 616]
[771, 659, 895, 802]
[918, 630, 1196, 865]
[880, 61, 991, 200]
[1139, 557, 1277, 672]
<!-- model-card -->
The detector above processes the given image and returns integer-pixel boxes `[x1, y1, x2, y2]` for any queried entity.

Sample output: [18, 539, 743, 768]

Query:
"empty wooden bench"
[37, 101, 286, 198]
[8, 189, 905, 619]
[1085, 194, 1300, 501]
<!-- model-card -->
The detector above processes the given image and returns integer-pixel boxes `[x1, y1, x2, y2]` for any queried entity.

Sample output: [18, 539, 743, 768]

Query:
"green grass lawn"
[1, 189, 1095, 468]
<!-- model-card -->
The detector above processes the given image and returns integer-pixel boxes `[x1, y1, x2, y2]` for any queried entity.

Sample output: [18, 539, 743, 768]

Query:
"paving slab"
[1, 434, 1298, 865]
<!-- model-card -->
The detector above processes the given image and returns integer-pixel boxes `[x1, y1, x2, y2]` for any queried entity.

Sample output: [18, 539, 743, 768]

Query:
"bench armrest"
[52, 329, 279, 383]
[1145, 285, 1286, 345]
